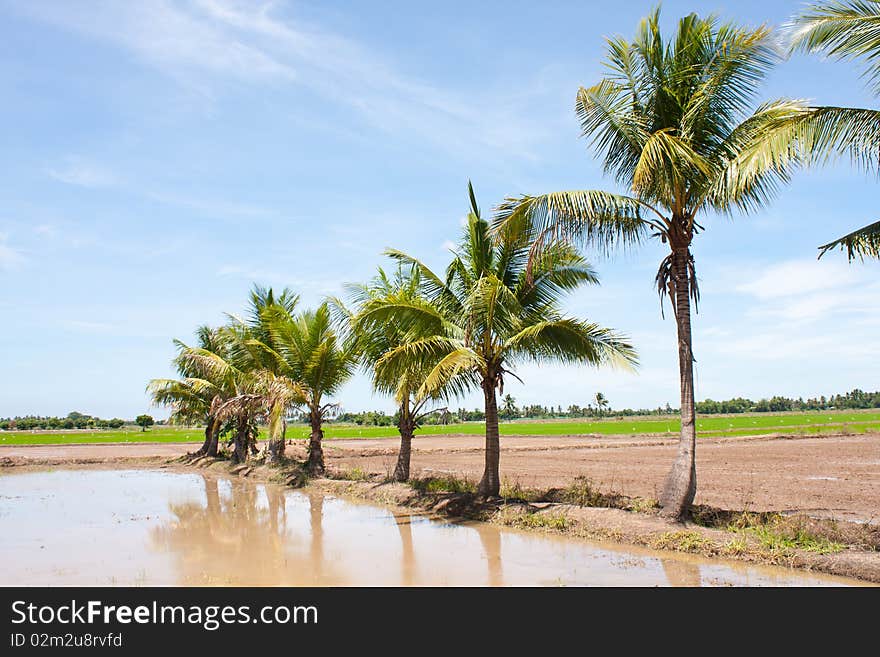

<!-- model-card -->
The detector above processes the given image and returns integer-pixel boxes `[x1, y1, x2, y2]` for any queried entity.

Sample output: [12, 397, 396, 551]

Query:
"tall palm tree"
[359, 183, 636, 497]
[493, 9, 812, 518]
[346, 266, 453, 482]
[260, 303, 358, 474]
[788, 0, 880, 260]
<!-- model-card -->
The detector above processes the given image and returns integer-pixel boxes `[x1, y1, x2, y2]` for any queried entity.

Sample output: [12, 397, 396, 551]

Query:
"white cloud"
[735, 258, 861, 300]
[748, 284, 880, 323]
[47, 157, 116, 188]
[11, 0, 559, 160]
[441, 240, 457, 252]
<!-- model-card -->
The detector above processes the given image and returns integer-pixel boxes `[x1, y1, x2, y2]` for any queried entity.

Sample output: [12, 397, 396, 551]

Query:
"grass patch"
[496, 508, 571, 531]
[735, 521, 845, 555]
[694, 508, 855, 555]
[330, 466, 373, 482]
[652, 530, 714, 553]
[625, 497, 660, 513]
[409, 475, 476, 494]
[499, 478, 544, 502]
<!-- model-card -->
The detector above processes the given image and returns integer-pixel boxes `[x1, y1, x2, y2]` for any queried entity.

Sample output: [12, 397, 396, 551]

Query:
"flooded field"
[0, 469, 866, 586]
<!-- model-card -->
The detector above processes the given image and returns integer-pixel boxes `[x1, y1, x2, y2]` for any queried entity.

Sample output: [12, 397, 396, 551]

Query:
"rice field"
[2, 410, 879, 445]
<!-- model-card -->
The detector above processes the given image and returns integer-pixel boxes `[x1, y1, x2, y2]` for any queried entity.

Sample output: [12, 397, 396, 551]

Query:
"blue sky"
[1, 0, 878, 419]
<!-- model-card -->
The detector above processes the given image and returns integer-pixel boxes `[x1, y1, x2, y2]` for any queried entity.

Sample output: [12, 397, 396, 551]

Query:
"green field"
[2, 410, 879, 445]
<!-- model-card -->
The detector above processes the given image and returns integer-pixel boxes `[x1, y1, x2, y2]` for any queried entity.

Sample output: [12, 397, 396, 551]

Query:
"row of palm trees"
[152, 2, 880, 521]
[150, 185, 637, 495]
[149, 289, 358, 473]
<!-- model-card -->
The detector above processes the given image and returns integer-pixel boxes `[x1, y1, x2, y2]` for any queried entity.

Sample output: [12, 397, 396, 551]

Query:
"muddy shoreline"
[3, 453, 878, 584]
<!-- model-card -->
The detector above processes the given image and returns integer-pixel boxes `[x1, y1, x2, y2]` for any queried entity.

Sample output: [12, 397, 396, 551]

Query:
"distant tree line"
[331, 388, 880, 425]
[0, 411, 138, 431]
[695, 389, 880, 415]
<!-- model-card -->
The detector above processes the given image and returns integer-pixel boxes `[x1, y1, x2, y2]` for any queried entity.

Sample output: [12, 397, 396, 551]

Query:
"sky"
[1, 0, 878, 420]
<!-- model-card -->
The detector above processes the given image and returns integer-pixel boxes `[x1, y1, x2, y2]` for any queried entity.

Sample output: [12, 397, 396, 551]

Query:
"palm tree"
[260, 303, 358, 474]
[346, 266, 453, 482]
[788, 1, 880, 260]
[493, 8, 812, 518]
[594, 392, 609, 417]
[359, 183, 636, 497]
[501, 394, 518, 420]
[212, 369, 306, 464]
[169, 331, 261, 462]
[148, 326, 235, 458]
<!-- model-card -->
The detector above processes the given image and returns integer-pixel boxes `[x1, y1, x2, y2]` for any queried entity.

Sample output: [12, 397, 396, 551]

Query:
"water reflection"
[0, 469, 867, 587]
[152, 476, 343, 585]
[660, 558, 702, 587]
[393, 512, 417, 585]
[475, 523, 504, 586]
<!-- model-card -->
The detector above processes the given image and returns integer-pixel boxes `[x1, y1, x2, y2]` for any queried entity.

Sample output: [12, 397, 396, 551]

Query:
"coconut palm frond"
[505, 318, 638, 370]
[818, 219, 880, 259]
[788, 0, 880, 94]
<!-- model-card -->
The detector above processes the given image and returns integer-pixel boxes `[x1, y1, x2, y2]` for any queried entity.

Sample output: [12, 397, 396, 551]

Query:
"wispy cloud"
[11, 0, 561, 160]
[144, 190, 279, 219]
[217, 264, 341, 296]
[47, 157, 116, 188]
[736, 258, 861, 300]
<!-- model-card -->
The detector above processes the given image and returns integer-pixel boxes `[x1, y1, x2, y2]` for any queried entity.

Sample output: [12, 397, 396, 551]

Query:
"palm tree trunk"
[477, 377, 501, 497]
[266, 402, 286, 463]
[232, 415, 249, 464]
[197, 416, 220, 458]
[660, 247, 697, 520]
[306, 406, 325, 476]
[393, 399, 414, 482]
[193, 416, 215, 456]
[206, 421, 220, 457]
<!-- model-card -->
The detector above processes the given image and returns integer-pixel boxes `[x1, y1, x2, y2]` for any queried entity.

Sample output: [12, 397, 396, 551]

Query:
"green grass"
[2, 409, 878, 445]
[0, 426, 208, 445]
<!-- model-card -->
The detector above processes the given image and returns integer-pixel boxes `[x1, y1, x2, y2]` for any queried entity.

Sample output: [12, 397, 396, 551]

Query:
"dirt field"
[2, 431, 877, 524]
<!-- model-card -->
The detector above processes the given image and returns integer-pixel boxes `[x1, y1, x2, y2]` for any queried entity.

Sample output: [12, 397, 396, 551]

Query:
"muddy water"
[0, 469, 865, 586]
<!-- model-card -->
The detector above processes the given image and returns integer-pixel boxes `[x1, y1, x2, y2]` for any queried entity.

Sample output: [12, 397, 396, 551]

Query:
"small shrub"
[626, 497, 660, 513]
[560, 476, 606, 507]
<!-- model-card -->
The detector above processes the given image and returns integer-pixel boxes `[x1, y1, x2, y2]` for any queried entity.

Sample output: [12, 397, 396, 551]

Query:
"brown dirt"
[2, 431, 878, 524]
